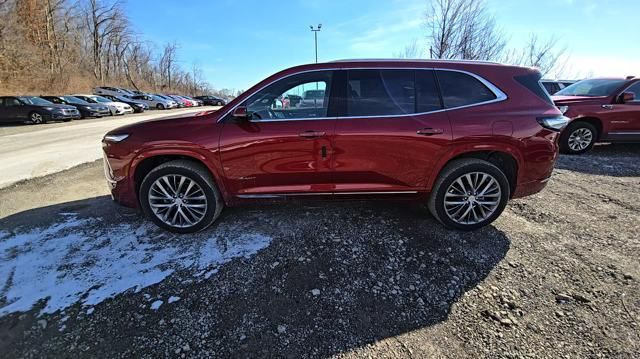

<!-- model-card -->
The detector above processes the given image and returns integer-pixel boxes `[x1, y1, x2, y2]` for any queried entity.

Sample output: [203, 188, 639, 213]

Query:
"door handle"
[299, 130, 325, 138]
[416, 128, 444, 136]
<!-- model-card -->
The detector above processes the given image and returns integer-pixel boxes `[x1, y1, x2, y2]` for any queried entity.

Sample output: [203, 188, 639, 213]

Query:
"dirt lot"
[0, 144, 638, 358]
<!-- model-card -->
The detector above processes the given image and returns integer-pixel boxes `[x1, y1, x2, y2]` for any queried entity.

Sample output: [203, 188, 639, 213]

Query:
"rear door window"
[436, 70, 497, 108]
[347, 69, 415, 116]
[416, 70, 443, 112]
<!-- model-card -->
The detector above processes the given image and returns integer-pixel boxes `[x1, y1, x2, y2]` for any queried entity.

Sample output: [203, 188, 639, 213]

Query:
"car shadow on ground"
[0, 196, 510, 357]
[555, 143, 640, 177]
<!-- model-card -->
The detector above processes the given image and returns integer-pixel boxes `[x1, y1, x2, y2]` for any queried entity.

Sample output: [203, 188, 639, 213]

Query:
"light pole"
[310, 24, 322, 63]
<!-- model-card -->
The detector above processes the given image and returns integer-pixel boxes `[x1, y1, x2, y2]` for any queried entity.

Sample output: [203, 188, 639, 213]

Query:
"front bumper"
[103, 153, 138, 208]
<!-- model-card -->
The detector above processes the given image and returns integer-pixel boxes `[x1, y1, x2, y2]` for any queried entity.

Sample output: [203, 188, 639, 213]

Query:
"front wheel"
[428, 158, 510, 231]
[560, 121, 597, 154]
[139, 160, 223, 233]
[29, 112, 45, 124]
[156, 103, 165, 110]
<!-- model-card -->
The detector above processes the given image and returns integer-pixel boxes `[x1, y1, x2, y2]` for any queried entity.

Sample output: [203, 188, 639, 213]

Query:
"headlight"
[557, 105, 569, 114]
[537, 115, 569, 131]
[103, 134, 129, 143]
[84, 106, 93, 110]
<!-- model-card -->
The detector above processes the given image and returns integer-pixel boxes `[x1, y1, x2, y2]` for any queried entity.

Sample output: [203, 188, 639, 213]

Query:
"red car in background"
[553, 77, 640, 154]
[103, 59, 566, 233]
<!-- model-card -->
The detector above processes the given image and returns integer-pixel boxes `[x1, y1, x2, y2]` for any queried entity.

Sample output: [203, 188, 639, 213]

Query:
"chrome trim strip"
[334, 191, 418, 195]
[237, 191, 418, 198]
[608, 131, 640, 135]
[218, 68, 508, 123]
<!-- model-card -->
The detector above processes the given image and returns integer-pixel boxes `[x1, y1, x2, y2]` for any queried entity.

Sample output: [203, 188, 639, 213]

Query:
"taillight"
[537, 115, 569, 131]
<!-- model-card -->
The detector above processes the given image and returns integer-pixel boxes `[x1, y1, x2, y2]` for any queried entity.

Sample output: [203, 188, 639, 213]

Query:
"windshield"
[62, 96, 88, 105]
[152, 95, 166, 101]
[556, 79, 627, 97]
[92, 96, 112, 103]
[18, 96, 53, 106]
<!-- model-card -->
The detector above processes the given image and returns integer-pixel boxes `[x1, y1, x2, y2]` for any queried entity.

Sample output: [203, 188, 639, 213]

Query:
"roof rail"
[329, 58, 502, 65]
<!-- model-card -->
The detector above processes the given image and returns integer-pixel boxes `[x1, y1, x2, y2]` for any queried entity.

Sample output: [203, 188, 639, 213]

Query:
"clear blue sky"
[126, 0, 640, 91]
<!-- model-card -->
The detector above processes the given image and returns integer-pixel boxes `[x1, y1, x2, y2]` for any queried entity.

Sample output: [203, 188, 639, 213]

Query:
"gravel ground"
[0, 143, 638, 358]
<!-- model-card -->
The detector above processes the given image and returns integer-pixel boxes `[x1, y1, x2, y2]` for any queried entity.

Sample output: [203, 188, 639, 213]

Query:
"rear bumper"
[512, 175, 551, 199]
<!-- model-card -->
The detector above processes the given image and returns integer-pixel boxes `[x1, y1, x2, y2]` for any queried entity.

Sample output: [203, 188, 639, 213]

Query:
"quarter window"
[436, 70, 497, 108]
[245, 71, 332, 121]
[347, 70, 414, 116]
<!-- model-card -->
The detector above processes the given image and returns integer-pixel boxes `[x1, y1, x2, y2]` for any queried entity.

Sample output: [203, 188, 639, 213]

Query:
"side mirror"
[620, 92, 636, 103]
[233, 106, 249, 120]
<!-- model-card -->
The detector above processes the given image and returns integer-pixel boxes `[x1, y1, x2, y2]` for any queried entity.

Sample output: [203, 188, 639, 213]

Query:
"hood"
[106, 111, 219, 138]
[43, 103, 77, 110]
[552, 95, 607, 105]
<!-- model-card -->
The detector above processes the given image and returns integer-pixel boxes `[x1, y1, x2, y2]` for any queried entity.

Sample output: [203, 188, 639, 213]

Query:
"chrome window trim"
[218, 67, 508, 123]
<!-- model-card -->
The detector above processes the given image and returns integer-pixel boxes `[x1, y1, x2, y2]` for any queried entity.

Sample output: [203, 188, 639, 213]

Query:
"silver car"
[127, 94, 177, 110]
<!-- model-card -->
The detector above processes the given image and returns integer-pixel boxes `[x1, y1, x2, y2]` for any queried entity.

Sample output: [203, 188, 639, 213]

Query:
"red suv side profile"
[552, 77, 640, 154]
[102, 59, 566, 233]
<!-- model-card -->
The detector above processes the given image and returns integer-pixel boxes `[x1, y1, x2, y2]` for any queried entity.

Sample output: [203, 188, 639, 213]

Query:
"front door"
[219, 70, 336, 197]
[332, 69, 452, 194]
[607, 82, 640, 140]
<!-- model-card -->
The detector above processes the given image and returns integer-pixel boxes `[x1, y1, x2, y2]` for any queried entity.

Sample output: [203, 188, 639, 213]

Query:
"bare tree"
[427, 0, 505, 61]
[393, 40, 422, 59]
[504, 34, 568, 77]
[159, 41, 178, 90]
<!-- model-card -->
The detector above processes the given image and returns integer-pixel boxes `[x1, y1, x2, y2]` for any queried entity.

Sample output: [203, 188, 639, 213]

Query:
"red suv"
[553, 77, 640, 154]
[103, 60, 566, 233]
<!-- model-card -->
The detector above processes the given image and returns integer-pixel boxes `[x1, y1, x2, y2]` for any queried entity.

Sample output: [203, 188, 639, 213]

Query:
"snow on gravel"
[0, 215, 272, 317]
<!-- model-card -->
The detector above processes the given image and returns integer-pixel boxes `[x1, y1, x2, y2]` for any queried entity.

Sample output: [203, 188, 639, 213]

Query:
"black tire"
[428, 158, 510, 231]
[62, 119, 72, 122]
[139, 160, 223, 233]
[217, 101, 222, 106]
[156, 103, 165, 110]
[560, 121, 597, 155]
[28, 111, 45, 124]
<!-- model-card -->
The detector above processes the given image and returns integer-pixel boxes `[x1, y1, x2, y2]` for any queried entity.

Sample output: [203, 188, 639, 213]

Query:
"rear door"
[219, 70, 336, 198]
[4, 97, 28, 121]
[331, 69, 452, 195]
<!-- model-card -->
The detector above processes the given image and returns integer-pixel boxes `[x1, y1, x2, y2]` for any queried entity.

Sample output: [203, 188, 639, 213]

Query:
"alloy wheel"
[30, 113, 43, 124]
[443, 172, 502, 225]
[568, 128, 593, 152]
[148, 175, 208, 228]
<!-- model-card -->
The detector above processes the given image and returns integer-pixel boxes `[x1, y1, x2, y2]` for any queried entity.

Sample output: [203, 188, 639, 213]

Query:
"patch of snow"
[150, 300, 163, 310]
[86, 307, 94, 315]
[168, 296, 180, 304]
[0, 215, 272, 317]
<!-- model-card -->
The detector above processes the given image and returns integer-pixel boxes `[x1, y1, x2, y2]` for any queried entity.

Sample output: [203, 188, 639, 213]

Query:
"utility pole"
[309, 24, 322, 63]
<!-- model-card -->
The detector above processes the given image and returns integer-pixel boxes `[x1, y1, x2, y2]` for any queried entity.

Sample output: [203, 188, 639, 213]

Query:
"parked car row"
[0, 87, 225, 125]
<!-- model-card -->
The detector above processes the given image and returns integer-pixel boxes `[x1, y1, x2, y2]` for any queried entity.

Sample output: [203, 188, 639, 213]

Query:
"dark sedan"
[102, 94, 148, 113]
[41, 96, 111, 118]
[194, 95, 226, 106]
[0, 96, 80, 124]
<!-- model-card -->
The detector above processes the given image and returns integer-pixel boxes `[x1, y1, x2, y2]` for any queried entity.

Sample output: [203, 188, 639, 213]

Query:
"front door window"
[244, 71, 332, 121]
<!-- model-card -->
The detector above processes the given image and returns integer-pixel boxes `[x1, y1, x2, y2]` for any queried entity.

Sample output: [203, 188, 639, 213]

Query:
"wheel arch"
[569, 117, 603, 140]
[428, 147, 521, 198]
[131, 150, 227, 205]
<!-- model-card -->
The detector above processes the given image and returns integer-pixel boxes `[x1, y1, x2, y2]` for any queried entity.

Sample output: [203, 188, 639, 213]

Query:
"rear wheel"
[560, 121, 597, 154]
[428, 158, 510, 231]
[29, 112, 44, 124]
[139, 160, 223, 233]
